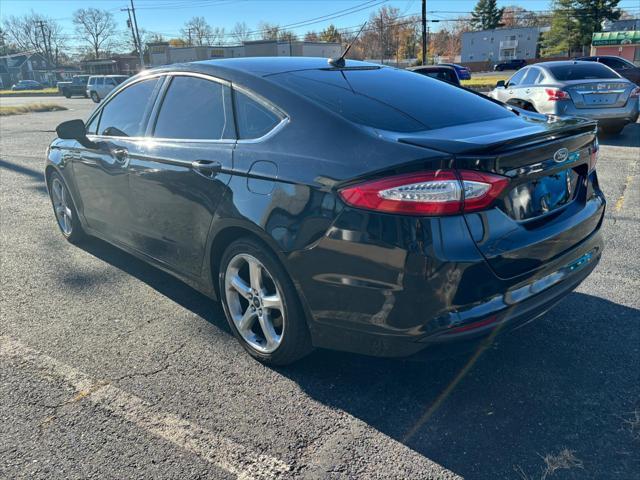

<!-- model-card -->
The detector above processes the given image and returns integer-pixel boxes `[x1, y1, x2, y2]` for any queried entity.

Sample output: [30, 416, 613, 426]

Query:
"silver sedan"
[489, 60, 639, 134]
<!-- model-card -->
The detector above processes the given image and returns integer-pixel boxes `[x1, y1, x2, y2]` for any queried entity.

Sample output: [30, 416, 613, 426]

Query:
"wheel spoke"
[248, 259, 263, 293]
[258, 313, 279, 348]
[238, 307, 256, 332]
[230, 275, 251, 300]
[262, 294, 282, 311]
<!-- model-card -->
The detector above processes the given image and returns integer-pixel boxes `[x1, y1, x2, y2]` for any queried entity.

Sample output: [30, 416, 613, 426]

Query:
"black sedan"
[47, 58, 605, 365]
[494, 59, 527, 71]
[408, 65, 460, 85]
[576, 55, 640, 85]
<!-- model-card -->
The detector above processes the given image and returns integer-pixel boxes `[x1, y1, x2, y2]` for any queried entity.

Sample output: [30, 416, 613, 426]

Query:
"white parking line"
[0, 335, 290, 480]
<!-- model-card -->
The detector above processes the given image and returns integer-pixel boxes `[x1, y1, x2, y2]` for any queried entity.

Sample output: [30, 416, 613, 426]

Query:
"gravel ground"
[1, 102, 639, 479]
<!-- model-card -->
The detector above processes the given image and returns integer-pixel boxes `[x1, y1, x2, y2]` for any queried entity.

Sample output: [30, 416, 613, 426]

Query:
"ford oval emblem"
[553, 148, 569, 163]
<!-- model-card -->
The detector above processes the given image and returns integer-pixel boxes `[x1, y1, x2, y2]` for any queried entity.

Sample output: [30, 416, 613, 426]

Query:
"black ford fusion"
[46, 57, 604, 365]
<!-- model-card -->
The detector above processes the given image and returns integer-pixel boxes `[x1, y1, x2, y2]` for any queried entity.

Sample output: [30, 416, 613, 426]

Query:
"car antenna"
[328, 22, 367, 68]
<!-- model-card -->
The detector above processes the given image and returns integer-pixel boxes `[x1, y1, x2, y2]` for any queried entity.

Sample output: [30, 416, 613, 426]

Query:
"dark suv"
[576, 56, 640, 85]
[494, 59, 527, 71]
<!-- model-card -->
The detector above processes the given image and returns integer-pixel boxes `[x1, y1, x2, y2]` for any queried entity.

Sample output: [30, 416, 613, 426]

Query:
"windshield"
[270, 67, 512, 132]
[549, 63, 620, 81]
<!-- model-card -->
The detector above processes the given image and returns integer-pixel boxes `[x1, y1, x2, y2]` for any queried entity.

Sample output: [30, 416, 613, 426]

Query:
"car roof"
[170, 56, 381, 77]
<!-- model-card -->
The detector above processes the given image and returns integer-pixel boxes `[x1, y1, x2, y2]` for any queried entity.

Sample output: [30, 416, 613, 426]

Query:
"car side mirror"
[496, 80, 506, 88]
[56, 119, 98, 149]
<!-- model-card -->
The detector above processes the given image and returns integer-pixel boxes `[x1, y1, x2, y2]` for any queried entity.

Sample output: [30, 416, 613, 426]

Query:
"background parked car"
[437, 63, 471, 80]
[11, 80, 43, 91]
[57, 75, 90, 98]
[494, 59, 527, 71]
[408, 65, 460, 85]
[488, 60, 640, 134]
[576, 55, 640, 85]
[86, 75, 128, 103]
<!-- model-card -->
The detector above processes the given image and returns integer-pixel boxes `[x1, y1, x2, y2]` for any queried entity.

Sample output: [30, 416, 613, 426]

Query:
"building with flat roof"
[461, 26, 549, 63]
[148, 40, 342, 67]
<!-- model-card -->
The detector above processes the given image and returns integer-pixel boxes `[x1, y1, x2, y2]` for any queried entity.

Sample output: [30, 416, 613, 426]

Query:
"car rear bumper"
[289, 203, 605, 358]
[552, 99, 639, 124]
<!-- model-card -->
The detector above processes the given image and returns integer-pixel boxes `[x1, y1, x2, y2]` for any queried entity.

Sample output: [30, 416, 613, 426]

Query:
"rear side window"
[233, 89, 282, 139]
[97, 78, 104, 85]
[153, 76, 234, 140]
[522, 68, 542, 85]
[548, 63, 619, 80]
[98, 77, 160, 137]
[271, 67, 512, 132]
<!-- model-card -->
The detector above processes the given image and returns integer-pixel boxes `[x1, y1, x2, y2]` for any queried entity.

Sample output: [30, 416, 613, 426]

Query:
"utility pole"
[130, 0, 144, 69]
[36, 20, 53, 83]
[187, 28, 193, 46]
[122, 7, 141, 58]
[421, 0, 427, 65]
[379, 11, 384, 64]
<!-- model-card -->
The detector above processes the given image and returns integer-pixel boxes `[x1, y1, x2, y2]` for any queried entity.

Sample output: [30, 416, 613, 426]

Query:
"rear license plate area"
[504, 168, 581, 221]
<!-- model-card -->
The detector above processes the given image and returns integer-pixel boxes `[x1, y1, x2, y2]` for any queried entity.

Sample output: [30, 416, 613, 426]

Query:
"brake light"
[338, 169, 509, 216]
[589, 138, 599, 171]
[545, 88, 570, 101]
[631, 86, 640, 98]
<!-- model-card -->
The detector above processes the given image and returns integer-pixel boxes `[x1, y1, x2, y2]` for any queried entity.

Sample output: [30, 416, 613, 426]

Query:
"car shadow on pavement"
[282, 293, 640, 479]
[598, 122, 640, 148]
[77, 237, 231, 335]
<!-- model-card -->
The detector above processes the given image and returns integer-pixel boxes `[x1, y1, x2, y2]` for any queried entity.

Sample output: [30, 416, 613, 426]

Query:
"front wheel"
[63, 90, 71, 98]
[90, 91, 100, 103]
[219, 238, 313, 366]
[48, 172, 85, 243]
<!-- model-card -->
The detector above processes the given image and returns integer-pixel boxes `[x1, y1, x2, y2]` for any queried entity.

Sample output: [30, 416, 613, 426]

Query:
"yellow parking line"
[614, 175, 633, 212]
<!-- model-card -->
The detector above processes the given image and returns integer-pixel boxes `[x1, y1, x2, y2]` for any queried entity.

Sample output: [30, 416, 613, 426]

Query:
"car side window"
[233, 89, 283, 140]
[97, 78, 104, 86]
[85, 113, 99, 135]
[521, 68, 540, 85]
[601, 58, 627, 69]
[507, 69, 527, 87]
[153, 75, 234, 140]
[97, 77, 160, 137]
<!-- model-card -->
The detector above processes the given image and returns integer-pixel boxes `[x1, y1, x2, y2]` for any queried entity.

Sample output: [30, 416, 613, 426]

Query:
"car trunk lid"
[399, 114, 604, 278]
[564, 79, 632, 109]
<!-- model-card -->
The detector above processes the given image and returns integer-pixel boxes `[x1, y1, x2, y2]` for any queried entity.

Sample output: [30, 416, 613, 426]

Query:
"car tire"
[219, 237, 313, 366]
[47, 171, 85, 244]
[63, 90, 71, 98]
[90, 91, 100, 103]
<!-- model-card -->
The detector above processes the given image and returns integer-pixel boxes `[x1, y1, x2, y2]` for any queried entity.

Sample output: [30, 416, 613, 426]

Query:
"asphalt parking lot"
[1, 97, 639, 479]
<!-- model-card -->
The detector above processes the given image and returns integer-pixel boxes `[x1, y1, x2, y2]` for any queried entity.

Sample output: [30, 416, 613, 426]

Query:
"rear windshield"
[269, 67, 513, 132]
[548, 63, 619, 81]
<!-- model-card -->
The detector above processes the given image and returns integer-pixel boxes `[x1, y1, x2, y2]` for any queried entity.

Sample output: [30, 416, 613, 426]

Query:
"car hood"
[396, 113, 597, 155]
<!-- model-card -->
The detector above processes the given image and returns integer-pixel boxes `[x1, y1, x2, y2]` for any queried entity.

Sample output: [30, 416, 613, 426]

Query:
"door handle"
[191, 160, 222, 178]
[112, 147, 129, 164]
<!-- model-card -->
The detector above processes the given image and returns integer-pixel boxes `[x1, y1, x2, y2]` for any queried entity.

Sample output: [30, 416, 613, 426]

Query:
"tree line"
[0, 1, 632, 66]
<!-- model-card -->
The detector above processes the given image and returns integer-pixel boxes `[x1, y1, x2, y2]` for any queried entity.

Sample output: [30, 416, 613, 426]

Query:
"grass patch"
[461, 75, 508, 88]
[0, 103, 68, 116]
[0, 87, 60, 96]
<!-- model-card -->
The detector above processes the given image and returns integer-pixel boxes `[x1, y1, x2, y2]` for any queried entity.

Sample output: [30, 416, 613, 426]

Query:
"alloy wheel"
[224, 253, 285, 353]
[50, 177, 73, 235]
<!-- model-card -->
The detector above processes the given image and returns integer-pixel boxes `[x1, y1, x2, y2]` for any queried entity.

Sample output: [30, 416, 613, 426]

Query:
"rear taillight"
[589, 138, 599, 171]
[631, 86, 640, 98]
[545, 88, 570, 101]
[338, 169, 509, 216]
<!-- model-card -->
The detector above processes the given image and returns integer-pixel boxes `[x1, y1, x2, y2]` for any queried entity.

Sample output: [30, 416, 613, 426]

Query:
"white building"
[149, 40, 342, 67]
[461, 26, 549, 63]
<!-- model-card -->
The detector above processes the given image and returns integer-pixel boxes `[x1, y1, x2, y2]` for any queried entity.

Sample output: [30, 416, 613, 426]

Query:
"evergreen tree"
[470, 0, 505, 30]
[575, 0, 621, 46]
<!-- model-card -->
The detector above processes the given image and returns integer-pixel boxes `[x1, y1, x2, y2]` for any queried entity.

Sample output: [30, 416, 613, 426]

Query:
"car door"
[519, 67, 543, 102]
[72, 76, 162, 246]
[127, 73, 235, 277]
[495, 68, 527, 103]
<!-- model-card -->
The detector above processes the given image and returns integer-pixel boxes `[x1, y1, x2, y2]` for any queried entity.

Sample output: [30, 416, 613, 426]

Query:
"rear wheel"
[63, 89, 71, 98]
[48, 172, 85, 243]
[219, 238, 313, 366]
[90, 91, 100, 103]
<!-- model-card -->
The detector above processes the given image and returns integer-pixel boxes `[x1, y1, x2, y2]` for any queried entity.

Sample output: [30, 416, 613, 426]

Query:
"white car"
[86, 75, 128, 103]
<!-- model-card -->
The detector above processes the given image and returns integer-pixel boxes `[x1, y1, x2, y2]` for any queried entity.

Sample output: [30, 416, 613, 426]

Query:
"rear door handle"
[191, 159, 222, 178]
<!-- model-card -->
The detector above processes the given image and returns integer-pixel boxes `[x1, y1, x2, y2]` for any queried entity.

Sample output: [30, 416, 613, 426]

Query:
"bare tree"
[182, 16, 213, 46]
[257, 22, 280, 40]
[231, 21, 251, 43]
[304, 31, 319, 41]
[2, 12, 67, 65]
[73, 8, 118, 60]
[210, 26, 225, 45]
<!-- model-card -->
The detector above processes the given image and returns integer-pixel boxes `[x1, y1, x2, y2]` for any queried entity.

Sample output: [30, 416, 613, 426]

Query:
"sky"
[2, 0, 640, 47]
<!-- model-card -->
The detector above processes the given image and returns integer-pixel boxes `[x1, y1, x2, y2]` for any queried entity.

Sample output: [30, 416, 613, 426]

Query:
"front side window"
[97, 77, 160, 137]
[153, 75, 234, 140]
[97, 78, 104, 86]
[233, 89, 282, 139]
